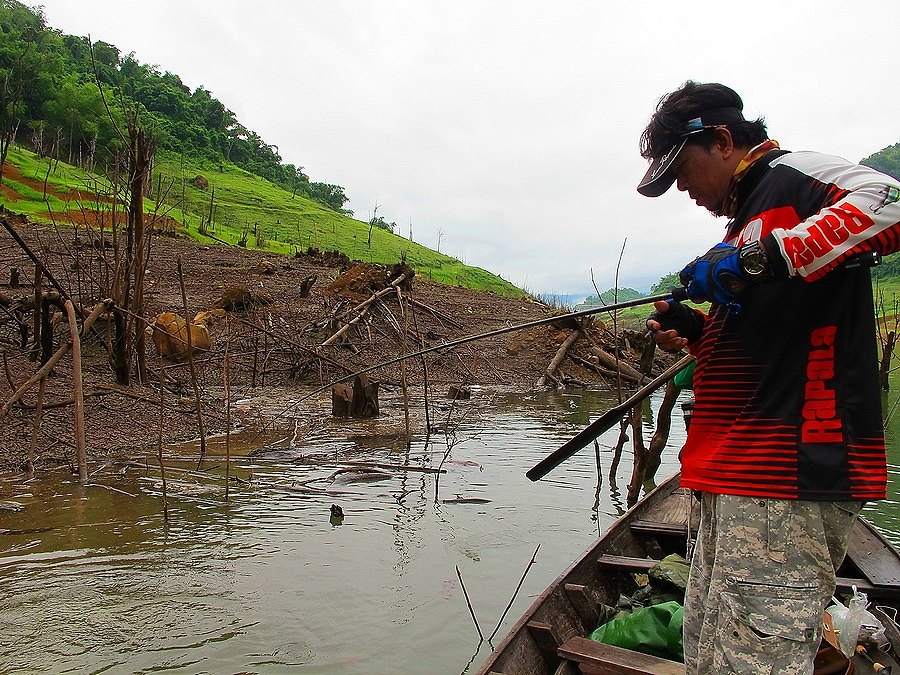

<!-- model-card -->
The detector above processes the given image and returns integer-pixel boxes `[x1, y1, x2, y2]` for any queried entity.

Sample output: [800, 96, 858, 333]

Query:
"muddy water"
[0, 386, 898, 675]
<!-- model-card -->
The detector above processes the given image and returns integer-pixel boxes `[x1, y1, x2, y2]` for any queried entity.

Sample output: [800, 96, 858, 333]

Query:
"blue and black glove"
[679, 243, 749, 306]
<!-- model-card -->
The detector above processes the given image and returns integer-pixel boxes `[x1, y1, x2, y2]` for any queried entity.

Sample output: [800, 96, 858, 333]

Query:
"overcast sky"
[33, 1, 899, 299]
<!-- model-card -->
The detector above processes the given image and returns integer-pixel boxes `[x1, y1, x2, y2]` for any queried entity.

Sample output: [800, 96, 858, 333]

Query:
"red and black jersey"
[681, 148, 900, 500]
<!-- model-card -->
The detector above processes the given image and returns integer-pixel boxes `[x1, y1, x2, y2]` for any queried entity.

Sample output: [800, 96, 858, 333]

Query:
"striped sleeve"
[764, 152, 900, 280]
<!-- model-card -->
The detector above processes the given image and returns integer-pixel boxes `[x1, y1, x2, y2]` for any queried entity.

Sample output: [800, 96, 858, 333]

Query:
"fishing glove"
[647, 300, 704, 345]
[679, 243, 749, 306]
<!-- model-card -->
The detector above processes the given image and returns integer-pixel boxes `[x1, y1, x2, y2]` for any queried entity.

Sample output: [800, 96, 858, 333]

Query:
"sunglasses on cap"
[637, 107, 745, 197]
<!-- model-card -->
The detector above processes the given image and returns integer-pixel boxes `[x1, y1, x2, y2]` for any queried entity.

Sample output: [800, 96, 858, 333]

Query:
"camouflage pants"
[683, 492, 862, 674]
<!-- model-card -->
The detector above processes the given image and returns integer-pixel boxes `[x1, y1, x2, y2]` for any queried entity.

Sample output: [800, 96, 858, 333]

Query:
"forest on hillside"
[862, 142, 900, 181]
[0, 0, 349, 212]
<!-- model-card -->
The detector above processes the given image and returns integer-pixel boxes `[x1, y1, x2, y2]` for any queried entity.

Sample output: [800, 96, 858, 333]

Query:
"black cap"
[637, 107, 746, 197]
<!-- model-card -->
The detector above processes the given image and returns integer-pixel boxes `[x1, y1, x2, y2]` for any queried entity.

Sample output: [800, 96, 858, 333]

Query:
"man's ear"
[713, 127, 736, 158]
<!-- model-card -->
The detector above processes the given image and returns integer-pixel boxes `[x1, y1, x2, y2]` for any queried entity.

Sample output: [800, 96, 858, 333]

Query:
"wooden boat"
[477, 472, 900, 675]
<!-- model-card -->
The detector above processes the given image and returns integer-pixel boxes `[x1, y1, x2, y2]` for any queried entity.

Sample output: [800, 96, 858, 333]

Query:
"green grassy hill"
[0, 145, 525, 297]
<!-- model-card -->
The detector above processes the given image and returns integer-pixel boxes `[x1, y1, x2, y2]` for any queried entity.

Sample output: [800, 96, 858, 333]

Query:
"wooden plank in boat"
[629, 520, 688, 537]
[848, 521, 900, 588]
[564, 583, 600, 628]
[836, 575, 900, 599]
[527, 620, 564, 662]
[597, 554, 900, 598]
[597, 554, 657, 573]
[557, 636, 685, 675]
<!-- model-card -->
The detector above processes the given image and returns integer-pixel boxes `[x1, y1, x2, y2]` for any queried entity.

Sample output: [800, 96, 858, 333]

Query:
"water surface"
[0, 384, 897, 674]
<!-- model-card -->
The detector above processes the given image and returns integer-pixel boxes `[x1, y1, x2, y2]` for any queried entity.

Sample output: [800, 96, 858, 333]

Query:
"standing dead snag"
[626, 377, 681, 504]
[64, 300, 87, 483]
[881, 331, 896, 391]
[875, 286, 898, 391]
[626, 404, 647, 507]
[331, 375, 380, 418]
[645, 379, 680, 483]
[177, 259, 207, 467]
[107, 123, 156, 386]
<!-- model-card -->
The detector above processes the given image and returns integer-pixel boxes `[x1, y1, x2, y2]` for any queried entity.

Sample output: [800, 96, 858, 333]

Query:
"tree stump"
[298, 274, 317, 298]
[332, 383, 354, 417]
[352, 374, 379, 418]
[331, 375, 380, 418]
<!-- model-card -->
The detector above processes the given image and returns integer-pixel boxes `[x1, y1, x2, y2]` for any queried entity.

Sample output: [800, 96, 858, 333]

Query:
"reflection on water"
[867, 387, 900, 545]
[0, 384, 897, 674]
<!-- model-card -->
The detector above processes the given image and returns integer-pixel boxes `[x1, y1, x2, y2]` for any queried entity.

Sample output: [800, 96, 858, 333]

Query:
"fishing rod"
[526, 353, 694, 481]
[258, 287, 690, 432]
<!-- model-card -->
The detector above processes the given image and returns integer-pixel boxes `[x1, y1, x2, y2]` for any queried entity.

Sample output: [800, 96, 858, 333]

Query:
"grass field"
[1, 145, 526, 297]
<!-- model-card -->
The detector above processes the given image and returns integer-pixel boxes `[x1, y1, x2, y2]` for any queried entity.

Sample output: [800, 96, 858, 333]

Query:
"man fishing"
[640, 81, 900, 673]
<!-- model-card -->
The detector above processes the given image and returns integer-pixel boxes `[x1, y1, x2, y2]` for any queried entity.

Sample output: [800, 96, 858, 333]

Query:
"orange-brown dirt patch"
[2, 161, 106, 204]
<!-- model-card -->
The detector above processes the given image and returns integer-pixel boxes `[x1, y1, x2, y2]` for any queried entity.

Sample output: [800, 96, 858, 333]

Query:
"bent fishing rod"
[257, 287, 690, 433]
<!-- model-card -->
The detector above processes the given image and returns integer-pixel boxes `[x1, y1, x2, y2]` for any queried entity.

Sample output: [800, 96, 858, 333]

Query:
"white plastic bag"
[827, 587, 888, 656]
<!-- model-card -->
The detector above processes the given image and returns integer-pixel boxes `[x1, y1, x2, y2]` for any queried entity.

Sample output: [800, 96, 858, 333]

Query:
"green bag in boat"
[589, 600, 684, 661]
[673, 361, 695, 390]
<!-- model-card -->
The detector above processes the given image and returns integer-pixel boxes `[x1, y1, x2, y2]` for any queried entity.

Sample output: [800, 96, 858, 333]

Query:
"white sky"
[33, 0, 900, 299]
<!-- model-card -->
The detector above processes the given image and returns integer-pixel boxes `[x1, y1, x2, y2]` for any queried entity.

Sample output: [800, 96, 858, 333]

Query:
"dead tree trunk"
[39, 295, 54, 366]
[30, 259, 42, 361]
[880, 331, 895, 391]
[64, 300, 87, 482]
[627, 404, 648, 507]
[111, 123, 155, 385]
[331, 375, 380, 418]
[590, 348, 646, 384]
[645, 379, 680, 484]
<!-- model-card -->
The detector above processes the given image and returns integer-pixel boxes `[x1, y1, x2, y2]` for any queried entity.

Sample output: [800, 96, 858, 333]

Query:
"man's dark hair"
[640, 81, 768, 159]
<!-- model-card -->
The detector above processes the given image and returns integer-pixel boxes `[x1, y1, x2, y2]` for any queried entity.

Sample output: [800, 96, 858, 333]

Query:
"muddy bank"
[0, 214, 676, 474]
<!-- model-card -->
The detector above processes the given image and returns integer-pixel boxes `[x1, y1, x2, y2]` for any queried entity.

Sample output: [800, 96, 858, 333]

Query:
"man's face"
[672, 141, 735, 214]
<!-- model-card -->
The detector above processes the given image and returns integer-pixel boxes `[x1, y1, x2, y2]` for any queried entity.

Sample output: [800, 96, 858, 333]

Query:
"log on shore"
[537, 330, 581, 387]
[590, 347, 647, 383]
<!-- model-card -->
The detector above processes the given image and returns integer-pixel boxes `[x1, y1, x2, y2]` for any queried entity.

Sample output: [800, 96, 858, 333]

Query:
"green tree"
[583, 288, 644, 304]
[308, 182, 351, 214]
[861, 142, 900, 180]
[369, 215, 396, 232]
[650, 272, 681, 294]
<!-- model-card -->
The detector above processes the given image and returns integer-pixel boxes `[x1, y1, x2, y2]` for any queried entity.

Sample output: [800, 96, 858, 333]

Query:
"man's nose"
[676, 175, 688, 192]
